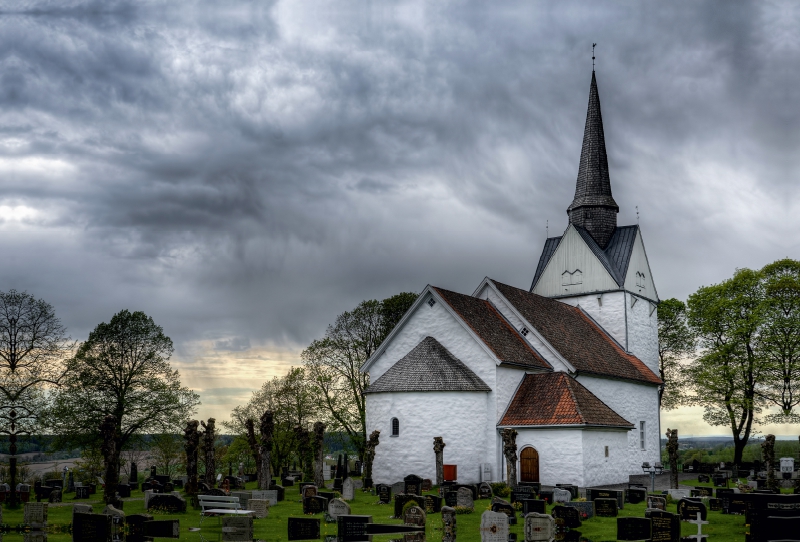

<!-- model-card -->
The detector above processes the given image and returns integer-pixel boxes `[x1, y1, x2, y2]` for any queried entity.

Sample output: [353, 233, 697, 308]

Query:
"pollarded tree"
[46, 310, 200, 501]
[657, 298, 695, 410]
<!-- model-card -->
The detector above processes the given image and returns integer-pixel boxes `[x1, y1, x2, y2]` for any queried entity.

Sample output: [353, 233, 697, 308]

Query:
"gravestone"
[318, 491, 335, 502]
[117, 484, 131, 498]
[697, 474, 710, 483]
[442, 506, 456, 542]
[444, 491, 459, 507]
[377, 484, 391, 503]
[457, 487, 474, 510]
[709, 497, 723, 511]
[24, 502, 48, 528]
[72, 503, 93, 524]
[49, 488, 62, 503]
[556, 484, 579, 499]
[646, 508, 680, 542]
[403, 505, 426, 526]
[586, 488, 624, 509]
[422, 479, 433, 492]
[130, 462, 138, 484]
[352, 478, 363, 490]
[479, 482, 493, 499]
[231, 490, 251, 509]
[394, 494, 424, 519]
[67, 471, 75, 492]
[693, 486, 712, 497]
[666, 489, 689, 500]
[626, 487, 646, 504]
[222, 516, 253, 542]
[564, 500, 594, 519]
[302, 495, 328, 514]
[616, 517, 652, 541]
[552, 505, 581, 528]
[538, 489, 554, 504]
[491, 501, 516, 524]
[267, 483, 285, 501]
[404, 474, 423, 496]
[328, 497, 351, 520]
[302, 485, 318, 499]
[522, 499, 546, 515]
[647, 495, 667, 511]
[480, 510, 510, 542]
[553, 488, 571, 503]
[253, 489, 278, 506]
[75, 486, 89, 499]
[391, 481, 405, 496]
[142, 519, 180, 539]
[286, 517, 321, 540]
[594, 498, 618, 517]
[677, 498, 707, 521]
[125, 513, 154, 542]
[146, 493, 187, 513]
[249, 499, 270, 519]
[511, 485, 534, 502]
[73, 512, 112, 542]
[424, 494, 442, 513]
[342, 478, 355, 501]
[524, 512, 555, 542]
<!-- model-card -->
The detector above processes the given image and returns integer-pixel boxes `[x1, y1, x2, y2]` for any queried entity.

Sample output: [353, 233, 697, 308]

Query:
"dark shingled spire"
[567, 71, 619, 248]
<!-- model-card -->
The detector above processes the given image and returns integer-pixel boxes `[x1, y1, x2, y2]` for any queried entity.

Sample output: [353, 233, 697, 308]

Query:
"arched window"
[391, 417, 399, 436]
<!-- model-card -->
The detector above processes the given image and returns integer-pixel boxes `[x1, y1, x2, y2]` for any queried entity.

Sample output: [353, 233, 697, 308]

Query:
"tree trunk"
[259, 411, 274, 490]
[201, 418, 217, 486]
[100, 415, 120, 505]
[666, 428, 679, 489]
[183, 420, 200, 496]
[501, 429, 518, 489]
[433, 437, 446, 486]
[362, 430, 379, 489]
[312, 422, 326, 487]
[245, 418, 261, 484]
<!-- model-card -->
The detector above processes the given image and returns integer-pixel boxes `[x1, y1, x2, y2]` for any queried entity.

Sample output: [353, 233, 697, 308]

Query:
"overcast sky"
[3, 0, 799, 435]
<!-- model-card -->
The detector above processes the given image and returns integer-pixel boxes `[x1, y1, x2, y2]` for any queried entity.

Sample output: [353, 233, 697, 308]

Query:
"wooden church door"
[520, 447, 539, 483]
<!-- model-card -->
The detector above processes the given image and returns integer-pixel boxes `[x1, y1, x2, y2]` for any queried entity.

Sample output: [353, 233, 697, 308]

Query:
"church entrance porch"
[520, 447, 540, 483]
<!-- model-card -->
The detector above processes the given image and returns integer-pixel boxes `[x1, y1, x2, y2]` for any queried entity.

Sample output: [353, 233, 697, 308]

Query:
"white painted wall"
[514, 429, 585, 486]
[622, 230, 659, 302]
[625, 292, 660, 376]
[367, 390, 491, 484]
[556, 291, 627, 350]
[576, 375, 660, 476]
[581, 429, 632, 486]
[495, 366, 526, 421]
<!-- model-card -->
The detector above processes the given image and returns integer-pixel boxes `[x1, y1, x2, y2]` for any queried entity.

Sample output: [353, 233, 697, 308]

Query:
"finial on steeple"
[636, 206, 640, 224]
[546, 220, 549, 238]
[592, 43, 596, 71]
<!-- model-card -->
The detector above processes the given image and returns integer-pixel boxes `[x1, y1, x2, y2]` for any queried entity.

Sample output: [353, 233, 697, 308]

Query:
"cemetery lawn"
[3, 480, 750, 541]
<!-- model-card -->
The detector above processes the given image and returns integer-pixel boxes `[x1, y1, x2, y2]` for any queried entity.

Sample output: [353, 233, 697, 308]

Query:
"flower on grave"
[581, 512, 588, 519]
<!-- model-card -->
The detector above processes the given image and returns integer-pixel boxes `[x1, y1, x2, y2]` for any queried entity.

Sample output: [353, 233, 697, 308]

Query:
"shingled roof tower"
[566, 71, 619, 249]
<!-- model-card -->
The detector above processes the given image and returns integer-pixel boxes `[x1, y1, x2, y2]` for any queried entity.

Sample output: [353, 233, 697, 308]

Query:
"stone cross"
[433, 437, 446, 485]
[200, 418, 217, 486]
[183, 420, 200, 496]
[363, 430, 380, 489]
[259, 411, 274, 490]
[686, 512, 708, 541]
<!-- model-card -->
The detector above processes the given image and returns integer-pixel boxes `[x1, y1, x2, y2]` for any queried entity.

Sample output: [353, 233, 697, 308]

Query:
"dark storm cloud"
[1, 0, 799, 418]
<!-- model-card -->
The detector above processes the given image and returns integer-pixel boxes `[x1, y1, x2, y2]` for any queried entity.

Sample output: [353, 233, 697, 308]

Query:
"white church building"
[361, 71, 663, 488]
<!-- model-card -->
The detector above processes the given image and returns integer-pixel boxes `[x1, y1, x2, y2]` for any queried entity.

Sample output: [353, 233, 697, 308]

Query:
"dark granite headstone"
[376, 484, 391, 504]
[697, 474, 710, 483]
[288, 517, 321, 541]
[693, 486, 712, 497]
[394, 494, 424, 519]
[564, 500, 594, 519]
[491, 502, 516, 525]
[552, 505, 581, 528]
[709, 498, 723, 511]
[587, 488, 624, 509]
[616, 517, 651, 541]
[333, 478, 343, 491]
[337, 514, 371, 542]
[75, 486, 89, 499]
[283, 477, 295, 487]
[479, 482, 493, 499]
[117, 484, 131, 498]
[626, 487, 646, 504]
[143, 519, 180, 538]
[646, 509, 680, 542]
[518, 482, 541, 493]
[555, 484, 579, 499]
[521, 498, 546, 515]
[146, 493, 187, 513]
[302, 495, 328, 514]
[594, 498, 618, 517]
[677, 498, 707, 521]
[404, 474, 423, 496]
[318, 491, 335, 502]
[424, 494, 442, 513]
[155, 475, 170, 486]
[268, 483, 286, 501]
[647, 495, 667, 511]
[421, 479, 433, 492]
[73, 512, 112, 542]
[538, 490, 554, 504]
[125, 513, 154, 542]
[444, 491, 458, 508]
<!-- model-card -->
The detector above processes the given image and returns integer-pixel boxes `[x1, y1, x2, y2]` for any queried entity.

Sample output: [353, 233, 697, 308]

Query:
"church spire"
[566, 70, 619, 249]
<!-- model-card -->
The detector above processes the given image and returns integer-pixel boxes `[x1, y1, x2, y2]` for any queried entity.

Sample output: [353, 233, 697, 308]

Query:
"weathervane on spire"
[636, 206, 640, 224]
[592, 43, 597, 70]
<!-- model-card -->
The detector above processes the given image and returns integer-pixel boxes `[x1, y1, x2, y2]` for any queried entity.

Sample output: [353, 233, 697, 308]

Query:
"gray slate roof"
[529, 224, 639, 291]
[365, 336, 491, 394]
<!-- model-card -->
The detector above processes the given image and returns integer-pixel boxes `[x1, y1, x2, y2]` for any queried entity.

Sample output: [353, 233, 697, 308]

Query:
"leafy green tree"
[685, 268, 769, 464]
[302, 292, 416, 459]
[150, 433, 183, 478]
[46, 310, 200, 489]
[657, 298, 695, 410]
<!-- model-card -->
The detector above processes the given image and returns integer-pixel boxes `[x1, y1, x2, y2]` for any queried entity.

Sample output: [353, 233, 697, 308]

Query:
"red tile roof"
[499, 372, 634, 428]
[432, 287, 550, 370]
[491, 280, 662, 385]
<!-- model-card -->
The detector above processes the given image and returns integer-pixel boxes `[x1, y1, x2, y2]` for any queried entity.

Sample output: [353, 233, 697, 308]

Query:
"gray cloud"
[1, 0, 800, 424]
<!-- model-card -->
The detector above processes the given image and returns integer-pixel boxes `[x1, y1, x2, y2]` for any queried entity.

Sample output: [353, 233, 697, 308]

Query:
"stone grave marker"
[222, 516, 253, 542]
[72, 503, 93, 523]
[667, 489, 689, 500]
[457, 487, 474, 510]
[709, 498, 723, 511]
[75, 486, 89, 499]
[522, 498, 546, 515]
[538, 489, 554, 504]
[249, 499, 270, 519]
[594, 497, 618, 517]
[404, 505, 426, 526]
[647, 495, 667, 511]
[302, 495, 328, 515]
[617, 517, 652, 541]
[552, 505, 581, 528]
[491, 501, 516, 524]
[318, 490, 335, 502]
[626, 487, 646, 504]
[117, 484, 131, 498]
[422, 478, 433, 492]
[342, 478, 355, 501]
[424, 494, 442, 513]
[376, 484, 391, 503]
[252, 489, 277, 506]
[442, 506, 456, 542]
[24, 502, 48, 528]
[283, 476, 295, 487]
[677, 498, 707, 521]
[556, 484, 579, 499]
[693, 486, 712, 497]
[142, 519, 180, 539]
[124, 513, 153, 542]
[49, 488, 62, 503]
[553, 488, 571, 503]
[480, 510, 509, 542]
[564, 500, 594, 519]
[391, 481, 405, 496]
[73, 512, 112, 542]
[231, 490, 251, 509]
[267, 483, 285, 501]
[524, 512, 555, 542]
[404, 474, 423, 496]
[479, 482, 493, 499]
[646, 508, 680, 542]
[444, 490, 459, 507]
[352, 478, 363, 490]
[328, 498, 351, 520]
[336, 514, 371, 541]
[146, 493, 187, 513]
[687, 512, 709, 542]
[587, 488, 624, 509]
[393, 494, 424, 519]
[288, 517, 320, 540]
[697, 474, 710, 483]
[302, 485, 318, 499]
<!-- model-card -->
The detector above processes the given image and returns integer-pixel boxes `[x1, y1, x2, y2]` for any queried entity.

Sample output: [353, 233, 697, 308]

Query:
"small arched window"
[391, 417, 399, 436]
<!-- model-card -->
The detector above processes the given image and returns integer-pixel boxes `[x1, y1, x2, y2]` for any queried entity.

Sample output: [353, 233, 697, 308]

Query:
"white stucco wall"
[367, 391, 491, 484]
[576, 376, 660, 476]
[495, 366, 526, 421]
[513, 429, 585, 486]
[625, 292, 660, 376]
[581, 429, 633, 486]
[556, 291, 627, 350]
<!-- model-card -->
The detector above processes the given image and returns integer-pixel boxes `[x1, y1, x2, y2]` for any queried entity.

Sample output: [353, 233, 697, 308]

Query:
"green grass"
[1, 480, 752, 541]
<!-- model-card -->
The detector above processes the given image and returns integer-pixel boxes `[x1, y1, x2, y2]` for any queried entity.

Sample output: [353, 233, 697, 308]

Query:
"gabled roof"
[433, 287, 551, 370]
[499, 372, 634, 428]
[365, 336, 491, 394]
[530, 224, 639, 291]
[491, 280, 662, 385]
